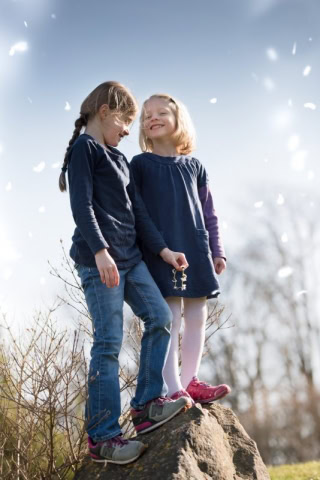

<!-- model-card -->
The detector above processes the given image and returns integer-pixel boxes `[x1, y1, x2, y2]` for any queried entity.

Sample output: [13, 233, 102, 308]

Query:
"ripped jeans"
[76, 260, 172, 442]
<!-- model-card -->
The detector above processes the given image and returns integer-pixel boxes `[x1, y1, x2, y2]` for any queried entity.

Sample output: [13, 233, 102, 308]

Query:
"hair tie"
[61, 165, 68, 173]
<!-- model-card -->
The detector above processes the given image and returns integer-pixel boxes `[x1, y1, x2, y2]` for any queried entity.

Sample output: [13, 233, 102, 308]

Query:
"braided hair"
[59, 81, 138, 192]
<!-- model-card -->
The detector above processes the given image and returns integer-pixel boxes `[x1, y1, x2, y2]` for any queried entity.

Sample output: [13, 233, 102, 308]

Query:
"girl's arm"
[198, 185, 226, 260]
[68, 140, 119, 287]
[196, 160, 226, 275]
[129, 159, 188, 270]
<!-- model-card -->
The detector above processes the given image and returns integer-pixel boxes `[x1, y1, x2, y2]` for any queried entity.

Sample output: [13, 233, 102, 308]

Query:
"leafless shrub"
[0, 308, 87, 479]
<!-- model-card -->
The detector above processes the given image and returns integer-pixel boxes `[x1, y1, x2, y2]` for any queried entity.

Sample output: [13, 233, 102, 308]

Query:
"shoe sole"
[137, 402, 192, 435]
[90, 444, 148, 464]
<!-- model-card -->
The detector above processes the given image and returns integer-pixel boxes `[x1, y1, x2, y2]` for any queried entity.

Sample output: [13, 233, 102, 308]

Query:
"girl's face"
[101, 110, 134, 147]
[143, 98, 177, 142]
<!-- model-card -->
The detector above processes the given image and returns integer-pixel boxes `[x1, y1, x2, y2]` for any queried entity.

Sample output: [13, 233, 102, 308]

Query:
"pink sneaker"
[186, 376, 231, 404]
[170, 389, 195, 406]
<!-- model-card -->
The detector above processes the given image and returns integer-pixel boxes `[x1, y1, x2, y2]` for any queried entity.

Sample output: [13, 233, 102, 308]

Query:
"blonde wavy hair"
[139, 94, 196, 155]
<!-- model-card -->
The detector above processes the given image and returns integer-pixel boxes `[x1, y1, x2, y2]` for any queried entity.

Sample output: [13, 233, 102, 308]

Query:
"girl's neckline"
[142, 151, 191, 165]
[81, 133, 122, 157]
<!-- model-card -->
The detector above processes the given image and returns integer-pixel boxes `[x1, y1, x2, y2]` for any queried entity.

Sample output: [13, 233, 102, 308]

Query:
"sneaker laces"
[107, 435, 129, 447]
[154, 396, 173, 405]
[191, 377, 210, 388]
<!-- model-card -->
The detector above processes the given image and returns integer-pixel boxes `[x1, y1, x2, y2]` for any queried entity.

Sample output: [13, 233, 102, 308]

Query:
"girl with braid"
[59, 82, 191, 465]
[130, 94, 231, 406]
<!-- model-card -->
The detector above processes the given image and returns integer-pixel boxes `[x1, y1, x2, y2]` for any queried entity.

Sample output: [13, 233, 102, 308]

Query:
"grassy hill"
[269, 461, 320, 480]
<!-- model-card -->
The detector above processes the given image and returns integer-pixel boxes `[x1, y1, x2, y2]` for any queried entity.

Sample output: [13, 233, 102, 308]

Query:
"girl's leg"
[124, 261, 172, 408]
[181, 297, 231, 402]
[163, 297, 183, 396]
[180, 297, 207, 389]
[76, 264, 126, 443]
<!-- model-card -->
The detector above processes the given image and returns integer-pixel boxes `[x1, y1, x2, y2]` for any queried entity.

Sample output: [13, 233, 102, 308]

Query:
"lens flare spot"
[33, 161, 45, 173]
[278, 266, 293, 278]
[303, 65, 311, 77]
[304, 102, 316, 110]
[9, 41, 28, 56]
[291, 150, 308, 171]
[266, 47, 278, 61]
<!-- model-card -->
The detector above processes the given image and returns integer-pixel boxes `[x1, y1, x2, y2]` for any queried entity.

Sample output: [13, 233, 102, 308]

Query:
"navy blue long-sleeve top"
[67, 134, 167, 269]
[130, 152, 224, 298]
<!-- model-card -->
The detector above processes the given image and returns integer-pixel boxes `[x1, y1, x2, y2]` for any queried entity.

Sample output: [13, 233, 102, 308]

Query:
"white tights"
[163, 296, 207, 396]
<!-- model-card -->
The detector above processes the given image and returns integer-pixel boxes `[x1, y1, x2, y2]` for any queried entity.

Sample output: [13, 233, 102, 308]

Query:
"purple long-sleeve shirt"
[198, 185, 226, 260]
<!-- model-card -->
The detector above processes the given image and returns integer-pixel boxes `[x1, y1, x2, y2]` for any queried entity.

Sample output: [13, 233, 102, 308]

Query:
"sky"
[0, 0, 319, 324]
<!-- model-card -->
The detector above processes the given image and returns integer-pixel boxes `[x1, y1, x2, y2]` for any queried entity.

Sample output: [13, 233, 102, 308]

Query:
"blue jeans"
[76, 260, 172, 442]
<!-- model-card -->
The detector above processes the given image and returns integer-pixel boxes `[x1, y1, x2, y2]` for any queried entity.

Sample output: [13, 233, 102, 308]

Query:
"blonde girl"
[130, 94, 231, 404]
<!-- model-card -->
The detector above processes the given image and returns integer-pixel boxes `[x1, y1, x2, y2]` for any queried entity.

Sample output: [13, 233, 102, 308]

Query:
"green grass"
[269, 461, 320, 480]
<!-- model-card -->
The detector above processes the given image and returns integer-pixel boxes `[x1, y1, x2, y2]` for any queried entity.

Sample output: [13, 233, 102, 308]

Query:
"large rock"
[74, 403, 270, 479]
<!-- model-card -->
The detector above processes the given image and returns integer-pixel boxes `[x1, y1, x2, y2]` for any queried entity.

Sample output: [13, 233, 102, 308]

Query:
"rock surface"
[74, 403, 270, 479]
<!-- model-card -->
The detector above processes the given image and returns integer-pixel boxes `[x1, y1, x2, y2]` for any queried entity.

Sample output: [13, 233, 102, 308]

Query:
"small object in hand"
[172, 267, 187, 291]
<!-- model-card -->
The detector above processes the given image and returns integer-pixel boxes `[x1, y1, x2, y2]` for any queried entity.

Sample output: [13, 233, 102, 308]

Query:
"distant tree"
[205, 189, 320, 464]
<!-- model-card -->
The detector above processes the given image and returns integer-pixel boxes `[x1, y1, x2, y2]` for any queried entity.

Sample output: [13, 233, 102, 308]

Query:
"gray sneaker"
[88, 435, 147, 464]
[131, 396, 191, 434]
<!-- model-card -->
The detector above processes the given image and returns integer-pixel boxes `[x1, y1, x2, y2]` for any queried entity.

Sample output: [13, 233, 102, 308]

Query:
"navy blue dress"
[130, 153, 221, 299]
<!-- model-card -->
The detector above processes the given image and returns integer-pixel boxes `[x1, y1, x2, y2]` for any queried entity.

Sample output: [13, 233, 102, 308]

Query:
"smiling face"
[143, 97, 177, 142]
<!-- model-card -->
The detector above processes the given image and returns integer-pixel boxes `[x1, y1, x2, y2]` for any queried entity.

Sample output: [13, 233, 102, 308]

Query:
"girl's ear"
[99, 104, 109, 119]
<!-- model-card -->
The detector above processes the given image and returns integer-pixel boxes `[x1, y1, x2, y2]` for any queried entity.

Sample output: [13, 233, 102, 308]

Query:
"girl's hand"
[95, 248, 120, 288]
[160, 248, 189, 270]
[214, 257, 226, 275]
